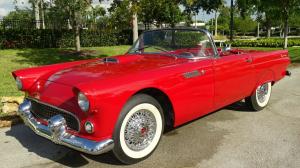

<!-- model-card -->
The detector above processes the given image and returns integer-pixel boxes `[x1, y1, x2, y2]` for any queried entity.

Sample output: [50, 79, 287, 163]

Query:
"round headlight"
[78, 92, 89, 112]
[16, 77, 23, 90]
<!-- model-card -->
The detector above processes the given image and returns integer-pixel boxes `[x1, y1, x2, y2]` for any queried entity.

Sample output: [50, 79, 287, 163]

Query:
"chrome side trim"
[103, 57, 119, 63]
[18, 99, 114, 155]
[27, 97, 81, 132]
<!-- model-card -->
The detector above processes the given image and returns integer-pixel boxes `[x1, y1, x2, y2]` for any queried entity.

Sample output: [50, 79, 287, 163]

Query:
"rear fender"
[252, 69, 275, 94]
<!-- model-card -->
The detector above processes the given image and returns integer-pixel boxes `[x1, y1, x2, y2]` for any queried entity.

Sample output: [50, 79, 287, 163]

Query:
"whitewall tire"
[246, 82, 272, 111]
[113, 94, 164, 164]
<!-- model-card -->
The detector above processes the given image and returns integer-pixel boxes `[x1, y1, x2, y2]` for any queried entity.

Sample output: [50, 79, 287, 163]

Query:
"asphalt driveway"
[1, 67, 300, 168]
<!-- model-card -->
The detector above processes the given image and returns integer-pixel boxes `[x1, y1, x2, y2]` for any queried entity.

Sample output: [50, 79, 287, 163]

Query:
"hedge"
[228, 38, 300, 48]
[0, 29, 134, 49]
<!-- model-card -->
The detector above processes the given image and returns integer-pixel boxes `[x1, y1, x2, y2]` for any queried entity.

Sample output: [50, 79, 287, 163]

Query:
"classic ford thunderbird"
[13, 28, 291, 164]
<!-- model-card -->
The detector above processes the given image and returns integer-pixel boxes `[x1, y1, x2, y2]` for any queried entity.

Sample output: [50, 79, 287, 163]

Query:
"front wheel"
[245, 82, 272, 111]
[113, 94, 164, 164]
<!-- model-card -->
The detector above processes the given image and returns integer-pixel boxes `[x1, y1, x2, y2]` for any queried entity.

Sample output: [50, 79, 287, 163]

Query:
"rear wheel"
[113, 94, 164, 164]
[245, 82, 272, 111]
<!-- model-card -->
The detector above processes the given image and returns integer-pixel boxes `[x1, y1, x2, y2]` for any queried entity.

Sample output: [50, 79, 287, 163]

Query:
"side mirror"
[223, 44, 231, 52]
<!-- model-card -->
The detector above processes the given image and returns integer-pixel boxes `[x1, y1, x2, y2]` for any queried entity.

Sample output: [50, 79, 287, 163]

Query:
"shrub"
[227, 38, 300, 48]
[0, 29, 133, 49]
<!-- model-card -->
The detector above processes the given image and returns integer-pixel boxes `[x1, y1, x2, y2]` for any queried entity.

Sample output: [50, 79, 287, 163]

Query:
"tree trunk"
[67, 19, 72, 29]
[34, 0, 40, 29]
[132, 12, 138, 44]
[257, 22, 260, 38]
[40, 0, 45, 29]
[211, 18, 214, 34]
[230, 0, 234, 41]
[75, 25, 81, 52]
[214, 10, 218, 36]
[267, 26, 271, 38]
[194, 12, 197, 28]
[283, 16, 288, 49]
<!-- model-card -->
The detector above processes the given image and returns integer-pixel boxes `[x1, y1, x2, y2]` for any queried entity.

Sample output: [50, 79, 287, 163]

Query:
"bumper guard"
[18, 99, 114, 155]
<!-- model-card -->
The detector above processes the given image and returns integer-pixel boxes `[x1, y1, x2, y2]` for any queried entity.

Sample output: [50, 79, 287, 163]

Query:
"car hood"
[42, 54, 185, 86]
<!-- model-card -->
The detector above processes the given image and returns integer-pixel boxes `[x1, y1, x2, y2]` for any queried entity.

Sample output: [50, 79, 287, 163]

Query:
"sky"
[0, 0, 231, 22]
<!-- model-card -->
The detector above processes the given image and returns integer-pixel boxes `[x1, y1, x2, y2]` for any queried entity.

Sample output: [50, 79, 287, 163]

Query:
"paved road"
[1, 67, 300, 168]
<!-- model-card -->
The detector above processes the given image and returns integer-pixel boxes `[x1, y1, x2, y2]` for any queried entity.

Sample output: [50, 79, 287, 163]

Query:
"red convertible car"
[13, 28, 290, 164]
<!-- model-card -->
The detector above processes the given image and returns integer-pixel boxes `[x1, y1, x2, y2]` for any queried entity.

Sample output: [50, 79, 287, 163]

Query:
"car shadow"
[5, 124, 121, 167]
[5, 101, 251, 167]
[225, 100, 255, 112]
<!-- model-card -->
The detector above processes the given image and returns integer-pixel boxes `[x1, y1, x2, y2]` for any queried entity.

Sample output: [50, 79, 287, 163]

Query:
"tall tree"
[273, 0, 300, 48]
[86, 5, 106, 30]
[109, 0, 132, 30]
[230, 0, 234, 41]
[3, 9, 33, 20]
[109, 0, 140, 43]
[40, 0, 45, 29]
[181, 0, 222, 34]
[213, 0, 225, 36]
[181, 0, 222, 14]
[156, 0, 183, 28]
[131, 0, 139, 43]
[234, 15, 256, 35]
[53, 0, 92, 52]
[237, 0, 300, 48]
[217, 6, 230, 35]
[28, 0, 41, 29]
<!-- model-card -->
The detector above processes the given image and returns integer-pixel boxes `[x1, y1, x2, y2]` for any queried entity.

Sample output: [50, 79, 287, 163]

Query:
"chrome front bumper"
[18, 99, 114, 155]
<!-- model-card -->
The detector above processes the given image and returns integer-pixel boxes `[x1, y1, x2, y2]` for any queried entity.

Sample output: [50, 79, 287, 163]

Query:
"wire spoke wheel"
[256, 83, 269, 104]
[124, 109, 157, 151]
[246, 82, 272, 111]
[113, 94, 164, 164]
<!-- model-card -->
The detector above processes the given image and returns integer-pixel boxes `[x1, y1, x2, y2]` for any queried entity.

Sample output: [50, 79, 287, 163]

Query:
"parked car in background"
[13, 28, 291, 164]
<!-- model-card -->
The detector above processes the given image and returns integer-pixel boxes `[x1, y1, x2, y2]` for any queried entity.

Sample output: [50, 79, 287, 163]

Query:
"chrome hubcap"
[257, 83, 269, 103]
[124, 109, 157, 151]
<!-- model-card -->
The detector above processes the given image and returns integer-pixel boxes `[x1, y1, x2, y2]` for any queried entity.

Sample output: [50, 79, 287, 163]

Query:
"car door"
[213, 53, 255, 109]
[171, 58, 215, 126]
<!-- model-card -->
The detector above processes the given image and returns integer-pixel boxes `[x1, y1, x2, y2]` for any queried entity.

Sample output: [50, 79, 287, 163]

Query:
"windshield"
[128, 29, 216, 59]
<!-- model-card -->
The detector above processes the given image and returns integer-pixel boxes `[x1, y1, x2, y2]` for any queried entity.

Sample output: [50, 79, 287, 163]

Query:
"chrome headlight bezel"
[84, 121, 94, 133]
[78, 92, 90, 112]
[16, 77, 23, 90]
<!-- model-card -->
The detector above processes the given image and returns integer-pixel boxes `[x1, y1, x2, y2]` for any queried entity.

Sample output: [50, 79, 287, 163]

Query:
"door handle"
[183, 69, 205, 79]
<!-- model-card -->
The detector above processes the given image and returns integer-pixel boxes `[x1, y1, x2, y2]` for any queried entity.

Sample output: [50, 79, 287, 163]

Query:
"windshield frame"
[127, 28, 219, 59]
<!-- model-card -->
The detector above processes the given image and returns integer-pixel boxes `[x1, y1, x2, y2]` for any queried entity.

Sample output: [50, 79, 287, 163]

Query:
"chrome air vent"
[103, 57, 119, 63]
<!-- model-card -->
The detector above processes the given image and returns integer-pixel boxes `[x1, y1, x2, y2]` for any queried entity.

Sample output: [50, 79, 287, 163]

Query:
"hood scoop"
[103, 57, 119, 64]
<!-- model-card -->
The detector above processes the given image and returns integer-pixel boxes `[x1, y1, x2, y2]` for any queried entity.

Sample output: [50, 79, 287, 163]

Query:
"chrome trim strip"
[18, 99, 114, 155]
[27, 97, 81, 132]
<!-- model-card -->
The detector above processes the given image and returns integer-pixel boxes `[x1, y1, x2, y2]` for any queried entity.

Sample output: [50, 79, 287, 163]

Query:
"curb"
[0, 113, 23, 128]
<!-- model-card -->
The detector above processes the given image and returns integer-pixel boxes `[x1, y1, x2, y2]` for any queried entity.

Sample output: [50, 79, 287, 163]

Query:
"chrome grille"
[28, 98, 80, 131]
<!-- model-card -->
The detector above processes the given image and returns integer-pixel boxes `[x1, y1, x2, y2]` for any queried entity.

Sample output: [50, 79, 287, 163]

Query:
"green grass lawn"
[0, 46, 298, 97]
[0, 46, 130, 97]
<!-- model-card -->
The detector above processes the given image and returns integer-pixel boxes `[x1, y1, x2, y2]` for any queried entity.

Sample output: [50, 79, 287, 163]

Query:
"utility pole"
[230, 0, 234, 41]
